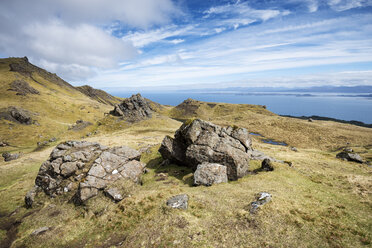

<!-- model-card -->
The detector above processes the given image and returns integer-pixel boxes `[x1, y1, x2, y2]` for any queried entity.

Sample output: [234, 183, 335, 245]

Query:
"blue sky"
[1, 0, 372, 90]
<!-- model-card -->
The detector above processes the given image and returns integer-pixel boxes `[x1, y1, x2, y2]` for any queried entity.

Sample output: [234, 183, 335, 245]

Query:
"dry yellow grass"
[1, 113, 371, 248]
[1, 60, 372, 247]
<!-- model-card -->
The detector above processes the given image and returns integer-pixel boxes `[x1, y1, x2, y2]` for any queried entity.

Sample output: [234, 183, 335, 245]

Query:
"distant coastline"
[281, 115, 372, 128]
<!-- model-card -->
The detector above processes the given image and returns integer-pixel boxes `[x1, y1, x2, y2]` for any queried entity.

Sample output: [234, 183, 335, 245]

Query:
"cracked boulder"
[159, 119, 252, 180]
[110, 93, 153, 121]
[194, 163, 228, 186]
[26, 141, 145, 207]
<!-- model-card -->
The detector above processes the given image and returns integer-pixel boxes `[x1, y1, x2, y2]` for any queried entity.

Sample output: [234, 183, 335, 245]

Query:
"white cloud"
[170, 39, 185, 44]
[87, 14, 372, 89]
[327, 0, 372, 11]
[0, 0, 180, 81]
[122, 25, 193, 48]
[203, 1, 287, 22]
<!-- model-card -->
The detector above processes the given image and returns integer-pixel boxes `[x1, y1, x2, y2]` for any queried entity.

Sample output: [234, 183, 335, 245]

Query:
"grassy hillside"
[1, 115, 371, 248]
[0, 62, 371, 247]
[169, 98, 372, 152]
[0, 57, 113, 151]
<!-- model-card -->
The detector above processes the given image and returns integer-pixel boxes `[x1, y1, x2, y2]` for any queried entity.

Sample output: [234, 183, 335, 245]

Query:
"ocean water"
[114, 92, 372, 124]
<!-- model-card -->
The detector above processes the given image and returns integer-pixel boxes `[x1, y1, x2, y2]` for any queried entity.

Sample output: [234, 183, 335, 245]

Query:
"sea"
[113, 91, 372, 124]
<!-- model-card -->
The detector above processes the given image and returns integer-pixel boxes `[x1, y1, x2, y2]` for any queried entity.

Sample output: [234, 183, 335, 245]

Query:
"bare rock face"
[110, 93, 153, 121]
[194, 163, 228, 186]
[27, 141, 145, 207]
[159, 119, 252, 181]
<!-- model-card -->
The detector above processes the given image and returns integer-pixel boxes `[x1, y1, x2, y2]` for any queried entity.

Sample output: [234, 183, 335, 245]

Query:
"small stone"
[250, 192, 272, 213]
[166, 194, 189, 210]
[2, 152, 20, 162]
[290, 147, 298, 152]
[25, 186, 39, 208]
[260, 159, 274, 171]
[104, 187, 123, 202]
[343, 148, 353, 152]
[112, 169, 118, 175]
[31, 226, 50, 236]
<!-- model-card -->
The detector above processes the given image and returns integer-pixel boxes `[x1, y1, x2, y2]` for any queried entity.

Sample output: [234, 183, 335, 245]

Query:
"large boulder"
[110, 93, 153, 121]
[194, 163, 228, 186]
[159, 119, 252, 180]
[336, 151, 363, 163]
[26, 141, 145, 207]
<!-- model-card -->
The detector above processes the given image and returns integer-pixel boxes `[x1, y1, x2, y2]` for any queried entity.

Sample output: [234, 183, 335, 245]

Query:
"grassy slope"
[0, 76, 371, 247]
[169, 99, 372, 151]
[0, 58, 112, 151]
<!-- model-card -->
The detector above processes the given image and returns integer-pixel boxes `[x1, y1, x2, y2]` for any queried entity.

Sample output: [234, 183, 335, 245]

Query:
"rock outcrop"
[193, 163, 228, 186]
[8, 80, 40, 96]
[76, 85, 120, 106]
[159, 119, 252, 181]
[110, 93, 153, 121]
[336, 151, 363, 163]
[0, 106, 33, 125]
[26, 141, 145, 207]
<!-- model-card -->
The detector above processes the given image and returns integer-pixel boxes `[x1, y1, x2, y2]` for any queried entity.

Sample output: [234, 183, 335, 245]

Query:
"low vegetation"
[0, 58, 371, 247]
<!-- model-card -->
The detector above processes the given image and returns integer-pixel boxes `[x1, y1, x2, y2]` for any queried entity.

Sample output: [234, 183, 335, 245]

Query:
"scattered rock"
[110, 93, 153, 121]
[37, 138, 57, 148]
[0, 106, 33, 124]
[260, 159, 274, 171]
[25, 186, 39, 208]
[104, 187, 124, 202]
[336, 151, 363, 163]
[159, 119, 252, 181]
[155, 173, 168, 181]
[166, 194, 189, 210]
[31, 226, 50, 236]
[290, 147, 298, 152]
[0, 141, 9, 147]
[249, 149, 283, 163]
[250, 192, 272, 213]
[68, 120, 92, 131]
[308, 118, 313, 122]
[8, 80, 39, 96]
[26, 141, 145, 207]
[343, 148, 353, 152]
[2, 152, 21, 162]
[193, 162, 228, 186]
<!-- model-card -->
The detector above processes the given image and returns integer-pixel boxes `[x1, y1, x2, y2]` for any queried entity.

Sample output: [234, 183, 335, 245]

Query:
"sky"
[0, 0, 372, 91]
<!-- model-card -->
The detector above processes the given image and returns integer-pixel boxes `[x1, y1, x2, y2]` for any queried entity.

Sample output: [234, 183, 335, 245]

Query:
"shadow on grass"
[146, 158, 194, 186]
